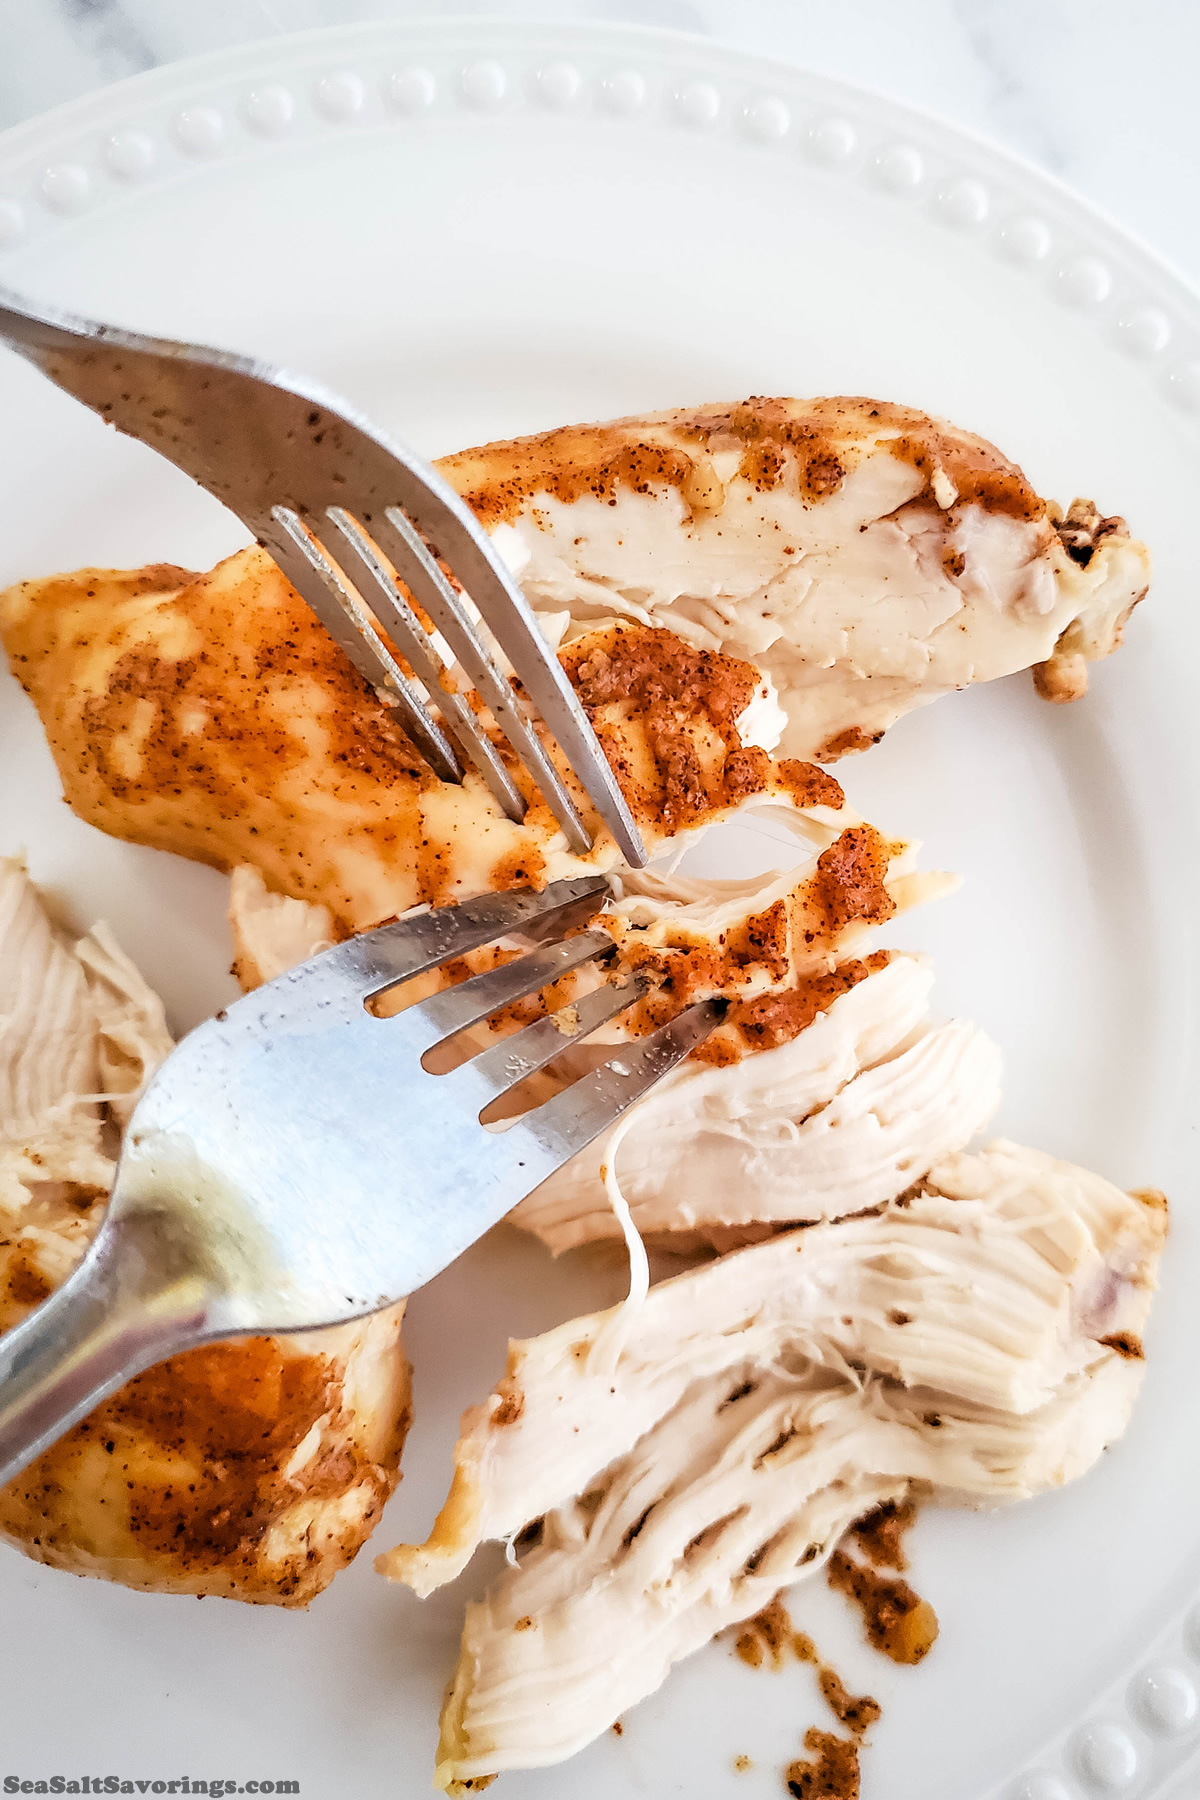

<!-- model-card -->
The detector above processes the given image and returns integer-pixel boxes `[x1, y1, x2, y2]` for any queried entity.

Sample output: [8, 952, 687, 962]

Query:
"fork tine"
[415, 928, 614, 1042]
[330, 875, 611, 996]
[511, 998, 723, 1160]
[323, 507, 528, 823]
[267, 505, 464, 783]
[466, 975, 648, 1103]
[375, 468, 648, 869]
[375, 505, 595, 856]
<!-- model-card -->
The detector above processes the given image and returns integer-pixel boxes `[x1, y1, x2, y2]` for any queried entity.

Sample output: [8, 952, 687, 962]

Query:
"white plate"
[2, 20, 1200, 1800]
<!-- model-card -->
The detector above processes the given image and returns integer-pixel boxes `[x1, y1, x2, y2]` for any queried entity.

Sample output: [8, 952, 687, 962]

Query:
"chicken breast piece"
[441, 398, 1150, 759]
[509, 954, 1002, 1252]
[383, 1144, 1164, 1785]
[228, 865, 338, 990]
[0, 397, 1147, 931]
[374, 826, 948, 1091]
[381, 1140, 1164, 1606]
[0, 858, 411, 1605]
[0, 554, 850, 933]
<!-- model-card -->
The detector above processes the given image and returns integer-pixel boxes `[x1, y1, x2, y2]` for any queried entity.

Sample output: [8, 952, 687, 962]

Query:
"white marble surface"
[0, 0, 1197, 285]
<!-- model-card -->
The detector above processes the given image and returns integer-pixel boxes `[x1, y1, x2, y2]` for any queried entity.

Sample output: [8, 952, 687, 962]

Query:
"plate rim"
[0, 15, 1198, 431]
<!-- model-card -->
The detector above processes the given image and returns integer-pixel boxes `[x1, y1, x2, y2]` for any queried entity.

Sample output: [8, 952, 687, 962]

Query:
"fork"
[0, 876, 720, 1486]
[0, 285, 646, 867]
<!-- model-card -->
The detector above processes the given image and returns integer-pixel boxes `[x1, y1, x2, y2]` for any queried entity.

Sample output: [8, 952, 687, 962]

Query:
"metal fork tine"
[466, 975, 648, 1103]
[509, 998, 723, 1160]
[332, 875, 611, 996]
[268, 505, 464, 783]
[375, 505, 595, 856]
[323, 507, 527, 823]
[416, 928, 613, 1042]
[375, 471, 648, 869]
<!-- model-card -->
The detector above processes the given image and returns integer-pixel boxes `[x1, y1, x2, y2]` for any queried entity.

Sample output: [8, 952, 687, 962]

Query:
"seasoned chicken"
[0, 392, 1158, 1701]
[444, 398, 1150, 759]
[509, 954, 1002, 1252]
[0, 528, 957, 1078]
[0, 397, 1148, 935]
[0, 558, 847, 932]
[228, 865, 338, 990]
[376, 1144, 1165, 1784]
[0, 859, 411, 1605]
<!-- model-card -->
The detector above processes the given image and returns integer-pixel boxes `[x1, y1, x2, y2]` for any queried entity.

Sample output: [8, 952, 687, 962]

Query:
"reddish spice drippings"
[850, 1498, 919, 1572]
[735, 1596, 795, 1668]
[732, 1597, 879, 1800]
[785, 1729, 861, 1800]
[817, 1669, 882, 1736]
[827, 1549, 939, 1664]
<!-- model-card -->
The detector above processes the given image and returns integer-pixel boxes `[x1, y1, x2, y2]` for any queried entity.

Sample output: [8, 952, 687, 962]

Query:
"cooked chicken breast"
[0, 397, 1147, 935]
[377, 1144, 1164, 1784]
[1, 531, 948, 1082]
[0, 394, 1157, 1692]
[228, 865, 338, 991]
[443, 398, 1149, 759]
[0, 557, 849, 933]
[509, 953, 1002, 1252]
[0, 859, 411, 1605]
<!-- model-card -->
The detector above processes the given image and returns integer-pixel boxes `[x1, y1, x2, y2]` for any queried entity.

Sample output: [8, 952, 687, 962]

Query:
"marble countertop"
[0, 0, 1196, 287]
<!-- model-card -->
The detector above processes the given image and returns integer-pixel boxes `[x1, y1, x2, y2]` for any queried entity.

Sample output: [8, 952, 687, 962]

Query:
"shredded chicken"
[0, 855, 113, 1218]
[73, 922, 174, 1129]
[510, 955, 1002, 1251]
[376, 1144, 1164, 1784]
[0, 859, 411, 1605]
[229, 865, 338, 990]
[442, 397, 1150, 760]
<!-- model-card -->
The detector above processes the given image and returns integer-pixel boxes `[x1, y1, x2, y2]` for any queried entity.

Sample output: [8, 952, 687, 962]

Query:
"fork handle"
[0, 1209, 214, 1489]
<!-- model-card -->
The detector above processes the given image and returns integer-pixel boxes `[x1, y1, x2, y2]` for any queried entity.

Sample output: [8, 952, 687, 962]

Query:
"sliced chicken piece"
[439, 399, 1149, 760]
[0, 859, 411, 1605]
[509, 955, 1001, 1251]
[440, 1365, 1132, 1785]
[371, 829, 950, 1095]
[0, 551, 854, 934]
[73, 921, 174, 1129]
[227, 851, 965, 1252]
[585, 824, 955, 1047]
[0, 856, 112, 1298]
[228, 865, 339, 990]
[384, 1145, 1164, 1785]
[381, 1141, 1164, 1605]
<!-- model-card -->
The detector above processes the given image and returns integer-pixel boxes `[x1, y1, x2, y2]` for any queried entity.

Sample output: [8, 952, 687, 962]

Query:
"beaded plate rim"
[0, 19, 1197, 423]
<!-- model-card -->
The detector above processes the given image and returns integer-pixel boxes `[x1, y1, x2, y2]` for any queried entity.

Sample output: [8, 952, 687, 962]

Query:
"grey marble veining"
[0, 0, 1197, 281]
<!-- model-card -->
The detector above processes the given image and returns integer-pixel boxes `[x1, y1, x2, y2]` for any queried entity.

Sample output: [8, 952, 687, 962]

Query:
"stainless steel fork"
[0, 286, 645, 867]
[0, 876, 719, 1486]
